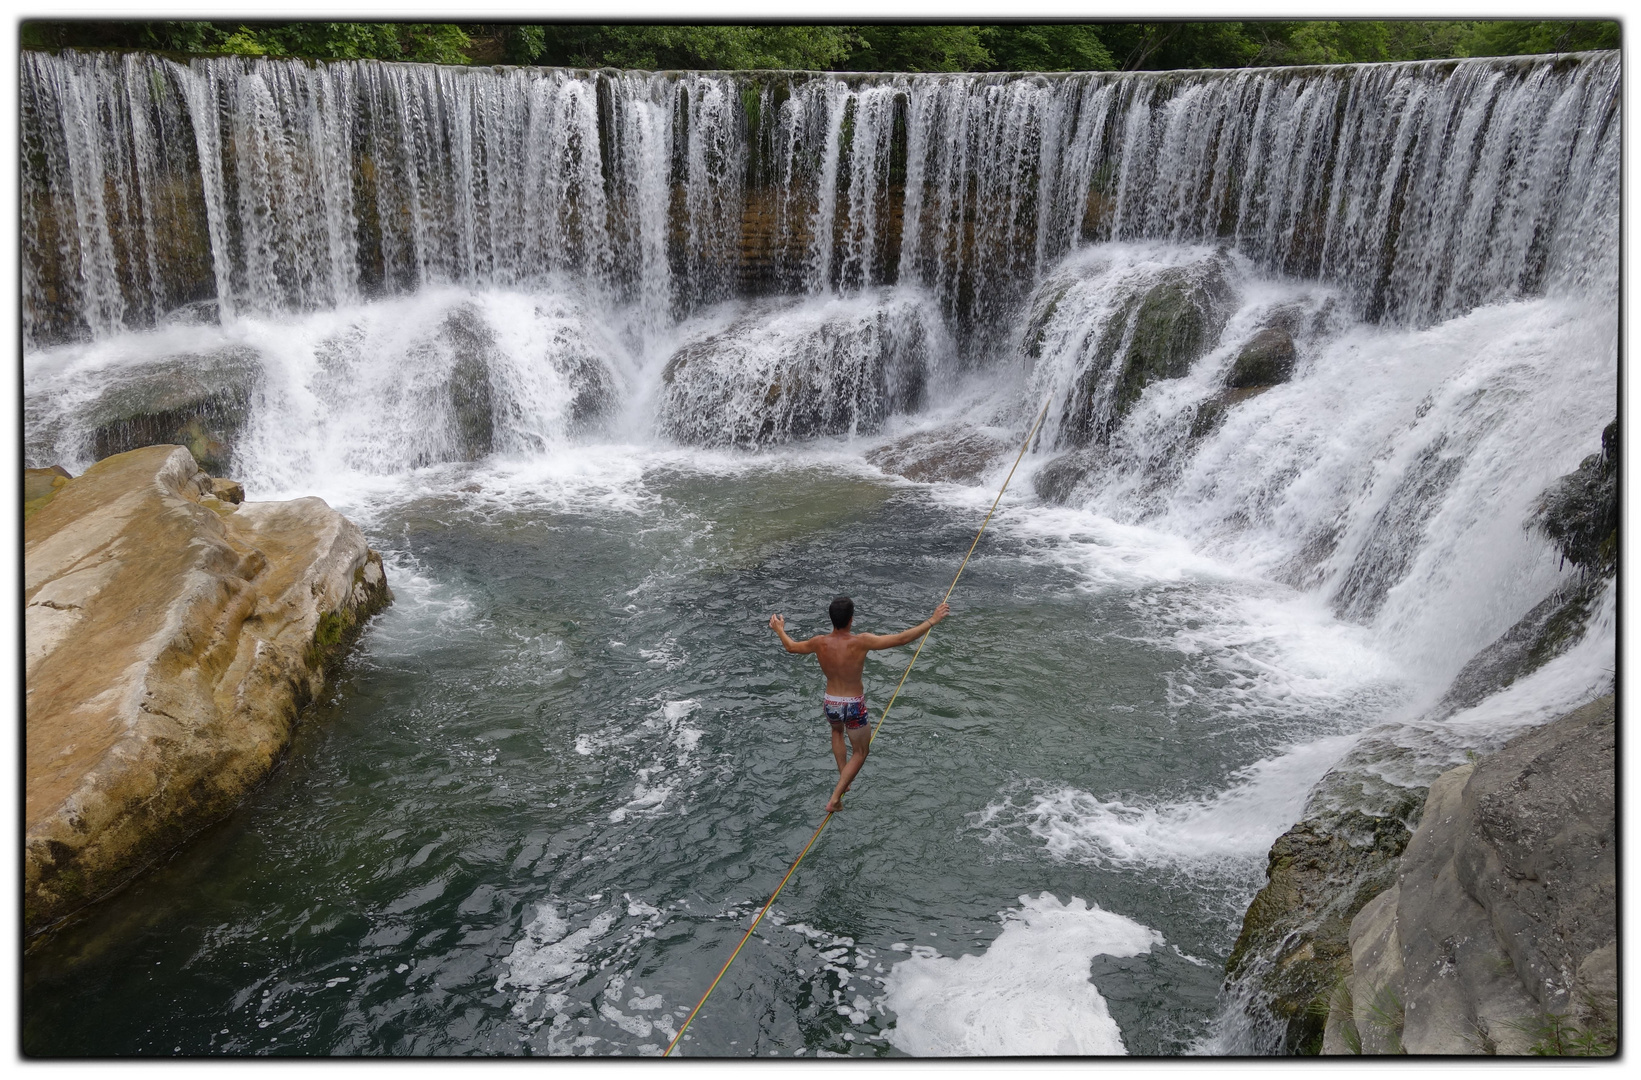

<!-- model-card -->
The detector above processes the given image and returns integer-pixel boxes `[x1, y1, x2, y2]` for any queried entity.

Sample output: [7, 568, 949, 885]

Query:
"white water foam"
[971, 732, 1361, 874]
[879, 893, 1161, 1056]
[607, 699, 704, 823]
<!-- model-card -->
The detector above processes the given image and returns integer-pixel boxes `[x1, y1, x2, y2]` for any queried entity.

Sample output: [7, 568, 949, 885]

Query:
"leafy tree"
[19, 18, 1621, 71]
[531, 24, 859, 70]
[845, 26, 994, 72]
[1096, 22, 1262, 70]
[982, 25, 1115, 71]
[1462, 20, 1619, 57]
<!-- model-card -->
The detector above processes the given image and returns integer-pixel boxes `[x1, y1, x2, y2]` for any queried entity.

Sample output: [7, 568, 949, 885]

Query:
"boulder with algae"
[24, 445, 391, 938]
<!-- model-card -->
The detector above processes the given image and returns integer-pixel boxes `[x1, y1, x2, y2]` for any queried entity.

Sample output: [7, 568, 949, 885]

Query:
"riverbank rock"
[1323, 695, 1615, 1055]
[1223, 800, 1421, 1054]
[24, 445, 391, 939]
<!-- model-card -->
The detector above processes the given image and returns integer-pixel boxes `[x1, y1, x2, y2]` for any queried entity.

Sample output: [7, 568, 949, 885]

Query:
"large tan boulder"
[24, 445, 390, 937]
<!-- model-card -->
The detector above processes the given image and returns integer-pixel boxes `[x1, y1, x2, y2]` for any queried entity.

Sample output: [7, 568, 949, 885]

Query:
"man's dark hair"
[829, 595, 854, 629]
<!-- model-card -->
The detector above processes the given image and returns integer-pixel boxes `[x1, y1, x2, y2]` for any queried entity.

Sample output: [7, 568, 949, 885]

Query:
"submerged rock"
[24, 445, 391, 938]
[1325, 696, 1615, 1056]
[1032, 447, 1107, 505]
[865, 426, 1012, 484]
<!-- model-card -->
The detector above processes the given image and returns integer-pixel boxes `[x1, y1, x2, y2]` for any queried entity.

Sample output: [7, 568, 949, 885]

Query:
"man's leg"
[825, 727, 871, 812]
[830, 724, 847, 774]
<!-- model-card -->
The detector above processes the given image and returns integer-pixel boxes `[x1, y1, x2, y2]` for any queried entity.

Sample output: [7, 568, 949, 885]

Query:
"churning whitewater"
[21, 47, 1616, 1056]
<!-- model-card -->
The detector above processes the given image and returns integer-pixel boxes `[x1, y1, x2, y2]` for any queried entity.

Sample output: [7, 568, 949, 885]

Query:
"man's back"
[768, 602, 950, 696]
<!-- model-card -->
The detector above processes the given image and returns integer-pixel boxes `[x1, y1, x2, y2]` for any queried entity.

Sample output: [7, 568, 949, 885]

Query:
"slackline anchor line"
[663, 395, 1055, 1058]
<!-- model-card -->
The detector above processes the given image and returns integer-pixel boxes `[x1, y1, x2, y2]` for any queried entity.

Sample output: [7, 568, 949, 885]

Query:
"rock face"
[24, 445, 391, 938]
[1323, 696, 1615, 1055]
[1223, 800, 1422, 1054]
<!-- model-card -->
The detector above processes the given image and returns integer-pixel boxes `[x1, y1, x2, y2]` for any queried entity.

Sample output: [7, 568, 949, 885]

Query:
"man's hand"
[929, 602, 950, 625]
[769, 614, 785, 633]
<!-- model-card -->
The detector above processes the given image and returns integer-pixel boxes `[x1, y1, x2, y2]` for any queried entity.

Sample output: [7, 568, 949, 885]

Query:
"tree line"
[21, 20, 1620, 72]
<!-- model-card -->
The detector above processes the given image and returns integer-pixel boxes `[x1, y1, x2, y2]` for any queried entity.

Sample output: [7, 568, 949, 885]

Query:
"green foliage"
[1098, 22, 1261, 70]
[533, 24, 860, 70]
[19, 19, 1620, 71]
[214, 23, 472, 63]
[845, 26, 993, 72]
[1518, 1009, 1617, 1056]
[21, 20, 472, 63]
[1465, 20, 1620, 57]
[983, 25, 1115, 71]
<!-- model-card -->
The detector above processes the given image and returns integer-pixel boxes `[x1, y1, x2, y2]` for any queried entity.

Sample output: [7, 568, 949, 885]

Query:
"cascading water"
[21, 47, 1617, 1058]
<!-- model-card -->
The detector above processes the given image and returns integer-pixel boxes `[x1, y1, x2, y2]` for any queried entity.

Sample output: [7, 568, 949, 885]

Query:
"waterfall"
[22, 50, 1618, 349]
[21, 43, 1617, 729]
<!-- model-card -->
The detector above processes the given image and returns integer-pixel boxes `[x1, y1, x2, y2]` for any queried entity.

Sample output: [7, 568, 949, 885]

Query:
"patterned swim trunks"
[823, 693, 870, 730]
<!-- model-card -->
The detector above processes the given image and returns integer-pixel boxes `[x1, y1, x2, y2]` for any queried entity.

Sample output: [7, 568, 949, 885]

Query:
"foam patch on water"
[970, 731, 1361, 874]
[607, 699, 704, 823]
[496, 903, 617, 1014]
[879, 893, 1160, 1056]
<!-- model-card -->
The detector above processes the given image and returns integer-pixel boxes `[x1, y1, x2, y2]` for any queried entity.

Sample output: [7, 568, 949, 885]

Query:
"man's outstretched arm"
[861, 603, 950, 650]
[769, 614, 818, 653]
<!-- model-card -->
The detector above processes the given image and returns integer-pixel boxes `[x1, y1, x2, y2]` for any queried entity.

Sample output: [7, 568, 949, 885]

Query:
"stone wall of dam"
[23, 49, 1617, 351]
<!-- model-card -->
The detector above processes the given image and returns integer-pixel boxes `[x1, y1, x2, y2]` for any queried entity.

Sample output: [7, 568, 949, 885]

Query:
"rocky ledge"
[1324, 696, 1615, 1055]
[24, 445, 391, 938]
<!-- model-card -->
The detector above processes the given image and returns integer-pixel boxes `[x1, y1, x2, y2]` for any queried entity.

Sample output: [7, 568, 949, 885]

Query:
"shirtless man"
[769, 596, 951, 813]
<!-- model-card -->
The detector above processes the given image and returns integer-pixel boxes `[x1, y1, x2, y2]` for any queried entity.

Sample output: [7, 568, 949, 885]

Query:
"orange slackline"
[663, 395, 1055, 1057]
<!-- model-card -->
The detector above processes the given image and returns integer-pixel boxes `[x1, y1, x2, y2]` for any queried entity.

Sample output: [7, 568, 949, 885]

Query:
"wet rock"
[24, 465, 73, 520]
[1188, 385, 1271, 440]
[1227, 327, 1297, 389]
[1530, 419, 1617, 576]
[659, 295, 932, 447]
[439, 306, 497, 460]
[1433, 578, 1607, 719]
[1224, 800, 1421, 1055]
[1326, 696, 1615, 1055]
[1110, 256, 1234, 418]
[1055, 252, 1235, 448]
[1033, 447, 1106, 505]
[865, 426, 1011, 484]
[1332, 439, 1463, 623]
[162, 298, 221, 327]
[24, 445, 391, 938]
[83, 348, 260, 475]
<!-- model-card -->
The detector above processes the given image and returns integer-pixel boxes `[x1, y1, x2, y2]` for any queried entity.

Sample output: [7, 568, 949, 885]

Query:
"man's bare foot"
[825, 798, 844, 813]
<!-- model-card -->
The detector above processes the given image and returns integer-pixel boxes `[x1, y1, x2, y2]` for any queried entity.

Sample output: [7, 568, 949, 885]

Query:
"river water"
[21, 48, 1618, 1057]
[24, 421, 1412, 1057]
